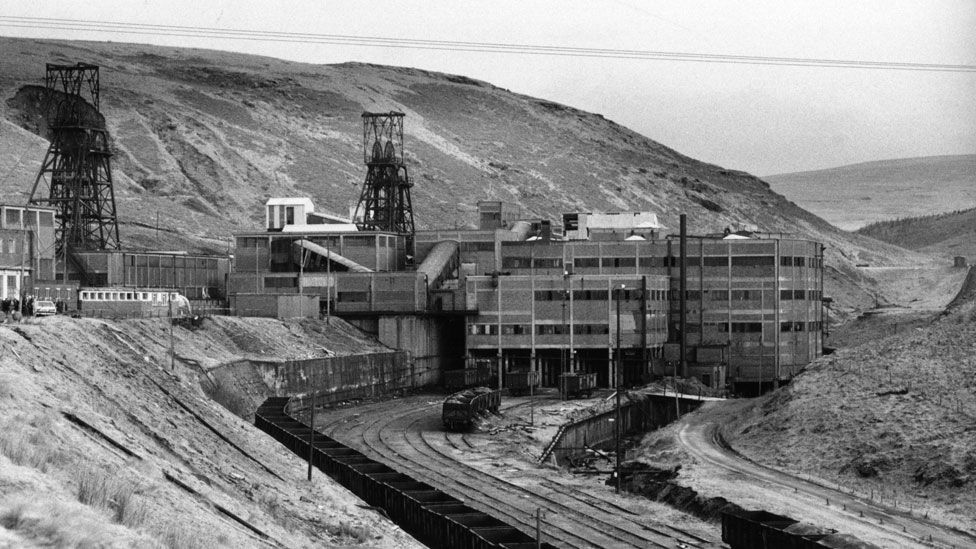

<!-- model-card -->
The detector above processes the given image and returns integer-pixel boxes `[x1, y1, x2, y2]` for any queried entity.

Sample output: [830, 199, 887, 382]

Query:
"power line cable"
[1, 15, 974, 73]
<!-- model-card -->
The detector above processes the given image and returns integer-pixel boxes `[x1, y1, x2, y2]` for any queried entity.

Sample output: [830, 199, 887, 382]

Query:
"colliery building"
[0, 204, 61, 300]
[12, 62, 826, 393]
[226, 198, 825, 394]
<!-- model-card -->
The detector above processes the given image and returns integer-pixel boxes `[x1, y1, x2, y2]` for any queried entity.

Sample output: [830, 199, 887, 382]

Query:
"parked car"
[34, 300, 57, 316]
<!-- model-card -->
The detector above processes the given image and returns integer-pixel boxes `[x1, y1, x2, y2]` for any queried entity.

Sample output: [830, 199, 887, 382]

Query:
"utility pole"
[168, 293, 174, 371]
[560, 295, 567, 398]
[615, 283, 623, 494]
[299, 244, 304, 318]
[307, 368, 316, 482]
[535, 507, 543, 548]
[677, 214, 687, 418]
[18, 207, 27, 320]
[326, 239, 331, 324]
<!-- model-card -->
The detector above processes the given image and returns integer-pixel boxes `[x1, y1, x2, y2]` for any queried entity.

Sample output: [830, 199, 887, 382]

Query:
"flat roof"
[234, 230, 401, 238]
[0, 204, 56, 212]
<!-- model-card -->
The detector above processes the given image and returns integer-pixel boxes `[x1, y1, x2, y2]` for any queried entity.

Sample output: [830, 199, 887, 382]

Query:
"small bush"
[257, 489, 298, 530]
[329, 521, 368, 543]
[76, 468, 148, 527]
[157, 521, 217, 549]
[0, 496, 149, 548]
[0, 414, 69, 472]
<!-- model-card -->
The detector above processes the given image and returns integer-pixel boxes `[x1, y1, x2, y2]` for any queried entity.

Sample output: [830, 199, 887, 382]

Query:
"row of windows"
[265, 277, 297, 288]
[0, 239, 20, 254]
[782, 321, 824, 332]
[673, 289, 824, 301]
[80, 290, 179, 302]
[469, 323, 613, 336]
[781, 289, 824, 301]
[500, 254, 824, 270]
[533, 289, 668, 301]
[125, 255, 219, 270]
[460, 242, 496, 252]
[3, 208, 54, 228]
[685, 321, 825, 334]
[781, 256, 824, 268]
[337, 291, 369, 302]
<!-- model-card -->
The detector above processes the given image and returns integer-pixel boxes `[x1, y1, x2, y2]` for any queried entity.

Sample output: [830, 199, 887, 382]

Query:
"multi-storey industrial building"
[226, 198, 824, 394]
[0, 204, 60, 300]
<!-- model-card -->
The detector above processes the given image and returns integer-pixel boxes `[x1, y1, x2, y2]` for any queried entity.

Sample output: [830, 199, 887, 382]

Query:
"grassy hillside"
[0, 37, 922, 314]
[765, 155, 976, 231]
[0, 315, 419, 548]
[726, 306, 976, 533]
[856, 208, 976, 260]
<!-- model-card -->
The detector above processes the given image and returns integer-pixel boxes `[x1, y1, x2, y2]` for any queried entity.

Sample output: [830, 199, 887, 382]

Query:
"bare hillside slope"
[857, 207, 976, 260]
[725, 308, 976, 534]
[766, 155, 976, 231]
[0, 37, 921, 314]
[0, 316, 419, 548]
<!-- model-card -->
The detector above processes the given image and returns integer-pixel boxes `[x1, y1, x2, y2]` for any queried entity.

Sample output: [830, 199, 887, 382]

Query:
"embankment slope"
[726, 308, 976, 533]
[0, 315, 421, 548]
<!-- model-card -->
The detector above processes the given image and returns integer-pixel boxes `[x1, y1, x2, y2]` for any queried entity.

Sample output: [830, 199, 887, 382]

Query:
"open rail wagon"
[722, 509, 879, 549]
[559, 372, 597, 399]
[442, 387, 501, 431]
[504, 370, 540, 396]
[443, 363, 493, 392]
[255, 398, 557, 549]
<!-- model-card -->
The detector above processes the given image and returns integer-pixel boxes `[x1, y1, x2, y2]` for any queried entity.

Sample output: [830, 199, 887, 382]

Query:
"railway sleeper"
[254, 398, 558, 549]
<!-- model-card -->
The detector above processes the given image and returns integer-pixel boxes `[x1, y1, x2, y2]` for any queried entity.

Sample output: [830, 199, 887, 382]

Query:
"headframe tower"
[354, 112, 415, 262]
[28, 63, 121, 254]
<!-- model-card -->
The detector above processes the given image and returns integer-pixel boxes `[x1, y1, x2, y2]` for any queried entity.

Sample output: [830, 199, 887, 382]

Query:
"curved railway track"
[317, 396, 718, 549]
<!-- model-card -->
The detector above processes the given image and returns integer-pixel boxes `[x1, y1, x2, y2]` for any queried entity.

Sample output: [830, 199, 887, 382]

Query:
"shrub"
[76, 467, 148, 527]
[0, 414, 69, 472]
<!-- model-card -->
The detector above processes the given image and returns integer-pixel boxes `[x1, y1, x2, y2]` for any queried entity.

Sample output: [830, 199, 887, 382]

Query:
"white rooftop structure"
[563, 211, 665, 241]
[266, 197, 357, 232]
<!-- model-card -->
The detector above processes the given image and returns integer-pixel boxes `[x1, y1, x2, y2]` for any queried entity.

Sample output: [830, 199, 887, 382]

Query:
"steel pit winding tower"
[354, 111, 415, 261]
[29, 63, 121, 254]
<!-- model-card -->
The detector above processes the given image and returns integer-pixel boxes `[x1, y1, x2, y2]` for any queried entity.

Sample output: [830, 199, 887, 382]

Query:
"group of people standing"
[1, 297, 22, 320]
[1, 296, 67, 321]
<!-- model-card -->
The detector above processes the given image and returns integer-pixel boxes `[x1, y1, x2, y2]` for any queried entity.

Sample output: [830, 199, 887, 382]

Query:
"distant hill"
[764, 155, 976, 231]
[0, 37, 920, 313]
[857, 207, 976, 260]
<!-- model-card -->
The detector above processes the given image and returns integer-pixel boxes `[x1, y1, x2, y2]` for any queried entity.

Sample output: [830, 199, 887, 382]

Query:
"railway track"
[255, 397, 559, 549]
[317, 395, 720, 549]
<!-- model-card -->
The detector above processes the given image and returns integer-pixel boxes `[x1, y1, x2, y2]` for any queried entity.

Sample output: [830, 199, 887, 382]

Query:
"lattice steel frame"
[354, 111, 415, 259]
[28, 63, 120, 252]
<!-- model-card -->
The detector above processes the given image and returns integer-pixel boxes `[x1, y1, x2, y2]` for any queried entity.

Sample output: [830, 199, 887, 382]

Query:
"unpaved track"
[675, 402, 976, 549]
[316, 394, 722, 549]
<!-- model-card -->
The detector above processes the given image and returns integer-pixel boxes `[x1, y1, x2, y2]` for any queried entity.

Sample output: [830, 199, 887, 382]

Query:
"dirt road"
[674, 401, 976, 549]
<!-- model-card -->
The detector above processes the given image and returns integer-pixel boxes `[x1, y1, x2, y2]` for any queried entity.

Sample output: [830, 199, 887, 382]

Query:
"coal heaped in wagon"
[254, 397, 555, 549]
[442, 387, 501, 431]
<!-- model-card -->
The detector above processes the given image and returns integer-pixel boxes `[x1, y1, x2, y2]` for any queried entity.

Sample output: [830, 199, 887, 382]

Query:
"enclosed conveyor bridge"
[293, 239, 373, 273]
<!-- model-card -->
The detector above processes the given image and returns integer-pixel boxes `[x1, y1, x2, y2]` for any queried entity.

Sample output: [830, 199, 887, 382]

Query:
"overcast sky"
[1, 0, 974, 175]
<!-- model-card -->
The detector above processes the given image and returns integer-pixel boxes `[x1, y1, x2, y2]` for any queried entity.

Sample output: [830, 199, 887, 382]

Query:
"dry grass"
[0, 495, 159, 548]
[329, 520, 369, 544]
[76, 467, 149, 527]
[0, 372, 15, 399]
[156, 521, 220, 549]
[0, 413, 70, 472]
[256, 489, 299, 531]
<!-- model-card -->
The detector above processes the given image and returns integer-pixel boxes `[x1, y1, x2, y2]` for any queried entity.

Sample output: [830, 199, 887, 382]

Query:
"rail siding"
[539, 393, 709, 465]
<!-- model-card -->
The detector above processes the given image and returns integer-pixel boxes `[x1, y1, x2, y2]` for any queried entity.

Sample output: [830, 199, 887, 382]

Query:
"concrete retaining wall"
[205, 350, 435, 416]
[541, 393, 708, 466]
